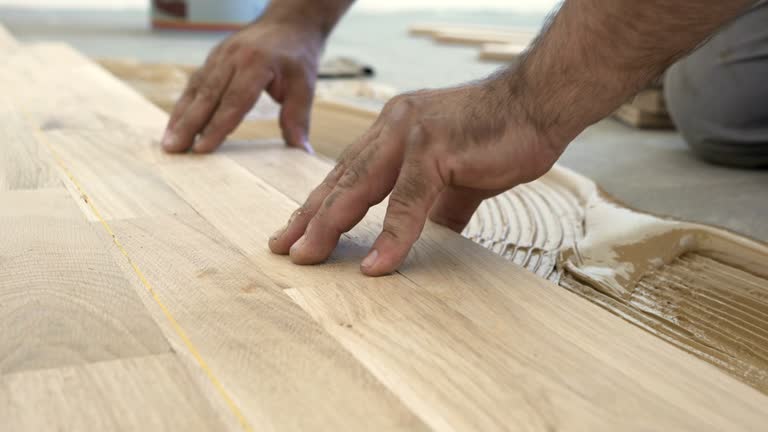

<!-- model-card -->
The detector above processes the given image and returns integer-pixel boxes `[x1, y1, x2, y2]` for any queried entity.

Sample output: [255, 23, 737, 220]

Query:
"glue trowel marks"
[464, 164, 768, 394]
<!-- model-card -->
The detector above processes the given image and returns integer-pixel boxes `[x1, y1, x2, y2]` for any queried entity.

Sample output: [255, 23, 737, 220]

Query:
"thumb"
[278, 78, 314, 153]
[428, 187, 489, 233]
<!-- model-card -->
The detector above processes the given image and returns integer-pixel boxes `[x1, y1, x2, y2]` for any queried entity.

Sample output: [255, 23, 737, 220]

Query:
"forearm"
[258, 0, 355, 40]
[508, 0, 753, 143]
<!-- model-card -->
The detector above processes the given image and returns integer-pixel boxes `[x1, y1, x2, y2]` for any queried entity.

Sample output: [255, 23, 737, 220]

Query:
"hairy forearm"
[508, 0, 753, 143]
[258, 0, 355, 39]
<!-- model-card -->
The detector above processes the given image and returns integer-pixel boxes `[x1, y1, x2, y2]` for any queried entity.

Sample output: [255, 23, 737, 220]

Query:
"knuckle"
[237, 48, 267, 67]
[195, 84, 220, 104]
[406, 122, 432, 150]
[186, 71, 205, 92]
[337, 165, 362, 189]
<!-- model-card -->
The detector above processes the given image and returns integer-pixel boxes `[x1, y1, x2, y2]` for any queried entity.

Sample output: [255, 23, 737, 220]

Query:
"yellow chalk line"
[33, 125, 253, 432]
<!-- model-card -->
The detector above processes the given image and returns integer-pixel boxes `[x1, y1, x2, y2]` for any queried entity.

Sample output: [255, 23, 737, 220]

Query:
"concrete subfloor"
[3, 7, 766, 241]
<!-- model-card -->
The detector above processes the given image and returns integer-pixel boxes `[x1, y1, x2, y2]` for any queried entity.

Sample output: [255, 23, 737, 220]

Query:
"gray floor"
[3, 7, 766, 241]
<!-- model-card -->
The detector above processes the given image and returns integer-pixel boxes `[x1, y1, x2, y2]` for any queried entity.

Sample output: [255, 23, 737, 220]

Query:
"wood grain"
[1, 353, 226, 431]
[4, 39, 768, 431]
[0, 101, 60, 190]
[614, 104, 674, 129]
[101, 212, 428, 432]
[478, 43, 527, 63]
[0, 188, 170, 374]
[4, 44, 427, 431]
[171, 148, 768, 430]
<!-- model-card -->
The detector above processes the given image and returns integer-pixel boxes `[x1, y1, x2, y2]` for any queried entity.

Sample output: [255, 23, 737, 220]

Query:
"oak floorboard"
[99, 212, 428, 432]
[0, 353, 227, 432]
[6, 39, 768, 431]
[5, 42, 427, 432]
[0, 101, 60, 190]
[0, 188, 170, 374]
[221, 145, 768, 431]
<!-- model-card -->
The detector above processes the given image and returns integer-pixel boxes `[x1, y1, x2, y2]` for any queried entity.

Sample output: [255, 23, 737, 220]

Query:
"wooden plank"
[43, 128, 198, 221]
[99, 211, 427, 432]
[0, 100, 60, 190]
[8, 45, 426, 431]
[630, 88, 667, 114]
[478, 43, 527, 63]
[0, 188, 171, 374]
[7, 41, 768, 430]
[433, 29, 535, 46]
[157, 148, 768, 430]
[614, 104, 674, 129]
[1, 353, 226, 431]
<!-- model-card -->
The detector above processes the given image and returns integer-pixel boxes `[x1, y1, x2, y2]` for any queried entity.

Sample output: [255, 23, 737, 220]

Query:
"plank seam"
[30, 122, 253, 432]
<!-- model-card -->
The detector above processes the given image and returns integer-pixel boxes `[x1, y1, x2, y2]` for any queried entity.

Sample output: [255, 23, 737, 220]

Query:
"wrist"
[257, 2, 351, 43]
[483, 69, 577, 157]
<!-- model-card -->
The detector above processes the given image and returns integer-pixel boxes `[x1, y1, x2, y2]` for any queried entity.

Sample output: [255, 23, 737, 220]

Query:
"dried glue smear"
[464, 164, 768, 394]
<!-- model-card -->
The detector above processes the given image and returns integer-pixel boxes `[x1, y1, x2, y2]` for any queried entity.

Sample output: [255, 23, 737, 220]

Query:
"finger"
[192, 69, 272, 153]
[163, 70, 204, 151]
[361, 154, 443, 276]
[278, 74, 315, 152]
[268, 123, 384, 254]
[288, 138, 403, 265]
[162, 62, 235, 153]
[429, 187, 487, 232]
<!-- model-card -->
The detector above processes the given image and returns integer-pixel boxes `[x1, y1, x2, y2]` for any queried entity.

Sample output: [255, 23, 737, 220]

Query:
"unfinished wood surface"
[100, 211, 427, 432]
[409, 23, 536, 45]
[0, 188, 170, 374]
[5, 44, 426, 431]
[1, 354, 226, 431]
[180, 145, 768, 431]
[433, 29, 535, 46]
[0, 101, 60, 190]
[229, 107, 768, 393]
[614, 103, 675, 129]
[4, 41, 768, 431]
[478, 43, 527, 63]
[630, 88, 667, 114]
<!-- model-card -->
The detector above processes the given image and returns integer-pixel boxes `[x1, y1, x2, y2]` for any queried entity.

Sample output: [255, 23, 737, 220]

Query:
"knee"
[664, 62, 768, 169]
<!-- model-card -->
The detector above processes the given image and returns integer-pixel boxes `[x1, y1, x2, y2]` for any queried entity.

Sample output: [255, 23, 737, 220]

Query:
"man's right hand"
[162, 21, 323, 154]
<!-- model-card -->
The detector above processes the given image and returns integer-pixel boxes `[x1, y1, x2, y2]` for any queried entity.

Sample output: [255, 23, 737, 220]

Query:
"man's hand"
[269, 76, 566, 276]
[162, 22, 322, 154]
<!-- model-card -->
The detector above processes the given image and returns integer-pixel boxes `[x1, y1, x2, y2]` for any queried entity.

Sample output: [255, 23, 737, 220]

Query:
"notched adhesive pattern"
[464, 165, 768, 394]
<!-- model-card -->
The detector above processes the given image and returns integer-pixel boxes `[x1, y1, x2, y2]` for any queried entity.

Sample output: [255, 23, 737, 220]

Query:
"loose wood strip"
[478, 43, 527, 63]
[0, 188, 170, 374]
[0, 353, 226, 431]
[614, 103, 674, 129]
[630, 88, 667, 114]
[433, 29, 535, 46]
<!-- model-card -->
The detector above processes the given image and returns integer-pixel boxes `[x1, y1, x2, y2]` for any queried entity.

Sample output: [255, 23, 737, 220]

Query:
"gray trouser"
[664, 2, 768, 168]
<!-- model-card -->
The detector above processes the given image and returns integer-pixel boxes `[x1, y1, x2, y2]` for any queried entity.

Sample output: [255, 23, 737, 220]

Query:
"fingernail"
[361, 249, 379, 269]
[303, 138, 315, 155]
[290, 235, 306, 256]
[270, 224, 287, 241]
[161, 131, 175, 150]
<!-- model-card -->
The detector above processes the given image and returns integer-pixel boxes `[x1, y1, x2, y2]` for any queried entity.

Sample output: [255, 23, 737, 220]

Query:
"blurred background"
[0, 0, 552, 90]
